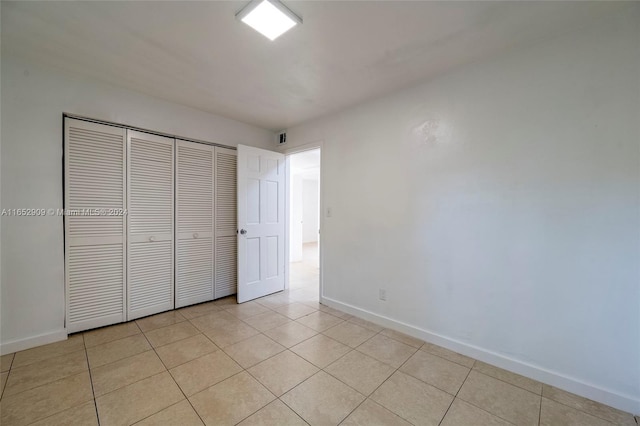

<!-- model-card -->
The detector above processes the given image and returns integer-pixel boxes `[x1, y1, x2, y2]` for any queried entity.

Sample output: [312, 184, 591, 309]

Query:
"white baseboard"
[0, 329, 68, 355]
[320, 296, 640, 415]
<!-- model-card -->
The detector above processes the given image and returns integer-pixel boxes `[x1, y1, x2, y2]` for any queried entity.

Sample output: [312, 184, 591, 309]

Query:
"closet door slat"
[126, 131, 175, 320]
[215, 147, 238, 298]
[65, 119, 126, 333]
[175, 140, 214, 308]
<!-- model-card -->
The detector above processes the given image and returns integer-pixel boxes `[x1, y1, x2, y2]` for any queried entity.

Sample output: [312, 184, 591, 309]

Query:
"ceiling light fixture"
[236, 0, 302, 41]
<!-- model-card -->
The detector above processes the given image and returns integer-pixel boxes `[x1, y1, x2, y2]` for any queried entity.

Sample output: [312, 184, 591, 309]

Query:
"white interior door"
[126, 130, 174, 320]
[175, 140, 214, 307]
[237, 145, 285, 303]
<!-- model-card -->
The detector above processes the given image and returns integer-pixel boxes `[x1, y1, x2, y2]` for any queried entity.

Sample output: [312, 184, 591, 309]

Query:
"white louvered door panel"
[215, 147, 238, 298]
[175, 140, 214, 308]
[65, 118, 126, 333]
[127, 131, 175, 320]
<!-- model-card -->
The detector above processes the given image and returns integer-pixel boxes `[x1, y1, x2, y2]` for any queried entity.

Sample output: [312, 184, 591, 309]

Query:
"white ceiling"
[2, 1, 616, 130]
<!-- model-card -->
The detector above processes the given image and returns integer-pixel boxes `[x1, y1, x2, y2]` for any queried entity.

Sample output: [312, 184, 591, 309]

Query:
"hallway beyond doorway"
[290, 242, 319, 292]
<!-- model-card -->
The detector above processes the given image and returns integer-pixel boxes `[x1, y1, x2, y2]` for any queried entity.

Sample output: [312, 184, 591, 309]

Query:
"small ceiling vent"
[278, 131, 287, 144]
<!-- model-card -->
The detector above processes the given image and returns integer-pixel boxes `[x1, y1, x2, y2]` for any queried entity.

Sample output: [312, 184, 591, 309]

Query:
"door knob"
[148, 236, 156, 242]
[240, 229, 247, 235]
[193, 233, 199, 239]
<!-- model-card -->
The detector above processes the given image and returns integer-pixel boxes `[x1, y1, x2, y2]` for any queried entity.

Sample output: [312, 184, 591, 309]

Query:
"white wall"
[0, 54, 274, 354]
[282, 7, 640, 413]
[302, 178, 319, 243]
[289, 174, 304, 263]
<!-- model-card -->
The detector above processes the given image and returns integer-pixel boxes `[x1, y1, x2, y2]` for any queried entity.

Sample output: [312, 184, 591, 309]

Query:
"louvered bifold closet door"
[175, 140, 214, 308]
[126, 131, 175, 320]
[215, 147, 238, 298]
[65, 118, 126, 333]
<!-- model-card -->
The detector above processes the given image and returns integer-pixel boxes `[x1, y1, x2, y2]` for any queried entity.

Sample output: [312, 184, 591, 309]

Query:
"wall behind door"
[0, 54, 273, 353]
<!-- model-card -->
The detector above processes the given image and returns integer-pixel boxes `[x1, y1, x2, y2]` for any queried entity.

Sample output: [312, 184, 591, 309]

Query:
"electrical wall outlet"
[379, 289, 387, 301]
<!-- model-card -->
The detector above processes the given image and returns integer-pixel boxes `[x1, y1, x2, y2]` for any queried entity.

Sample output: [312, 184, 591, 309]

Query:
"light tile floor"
[0, 246, 636, 425]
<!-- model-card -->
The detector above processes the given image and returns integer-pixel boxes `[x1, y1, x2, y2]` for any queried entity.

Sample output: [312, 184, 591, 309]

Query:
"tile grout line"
[236, 326, 373, 424]
[82, 334, 102, 426]
[138, 323, 209, 426]
[328, 327, 395, 425]
[437, 359, 475, 426]
[538, 390, 543, 426]
[0, 355, 13, 401]
[1, 340, 95, 425]
[335, 328, 418, 425]
[452, 369, 527, 426]
[469, 363, 543, 395]
[538, 396, 620, 426]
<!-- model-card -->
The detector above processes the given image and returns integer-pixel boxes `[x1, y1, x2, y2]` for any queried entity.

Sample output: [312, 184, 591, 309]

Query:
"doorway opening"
[287, 148, 320, 300]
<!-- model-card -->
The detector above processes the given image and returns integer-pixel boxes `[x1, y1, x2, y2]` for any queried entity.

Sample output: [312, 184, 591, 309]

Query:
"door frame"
[282, 141, 324, 302]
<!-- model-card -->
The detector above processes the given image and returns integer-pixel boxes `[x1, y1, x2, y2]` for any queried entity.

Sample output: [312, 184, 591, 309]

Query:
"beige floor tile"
[4, 349, 88, 396]
[243, 311, 291, 332]
[457, 371, 540, 425]
[155, 334, 218, 369]
[96, 372, 183, 426]
[84, 322, 141, 348]
[291, 334, 351, 368]
[357, 334, 416, 368]
[371, 371, 453, 426]
[12, 334, 84, 368]
[295, 311, 344, 332]
[189, 310, 245, 333]
[0, 371, 93, 426]
[255, 293, 293, 309]
[281, 371, 365, 425]
[213, 296, 238, 307]
[440, 399, 512, 426]
[203, 322, 261, 348]
[91, 350, 166, 396]
[248, 350, 318, 396]
[380, 329, 424, 348]
[263, 321, 318, 348]
[224, 334, 285, 368]
[144, 321, 200, 348]
[474, 361, 542, 395]
[421, 342, 475, 368]
[400, 350, 470, 395]
[323, 321, 377, 348]
[1, 372, 8, 398]
[289, 288, 319, 303]
[135, 399, 204, 426]
[1, 353, 15, 372]
[342, 399, 412, 426]
[325, 350, 395, 396]
[170, 350, 242, 396]
[189, 371, 275, 426]
[136, 311, 186, 332]
[30, 401, 98, 426]
[87, 334, 151, 369]
[540, 397, 615, 426]
[237, 399, 307, 426]
[275, 302, 318, 320]
[224, 301, 271, 320]
[317, 304, 353, 319]
[178, 302, 220, 320]
[348, 317, 385, 332]
[542, 385, 635, 425]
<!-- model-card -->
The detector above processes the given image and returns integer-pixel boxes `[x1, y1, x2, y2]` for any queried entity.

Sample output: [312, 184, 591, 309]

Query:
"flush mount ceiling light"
[236, 0, 302, 41]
